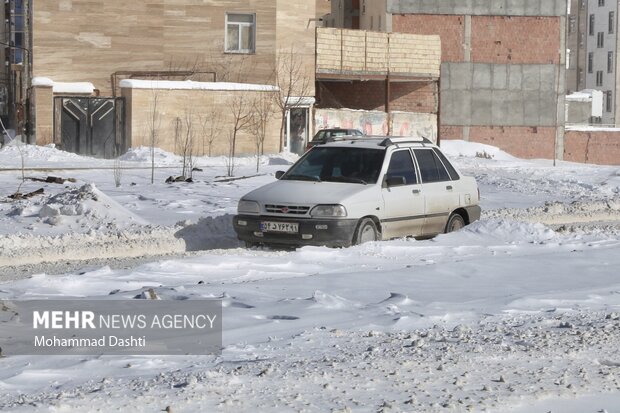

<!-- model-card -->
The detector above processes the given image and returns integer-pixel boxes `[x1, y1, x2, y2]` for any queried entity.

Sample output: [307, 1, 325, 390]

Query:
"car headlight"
[310, 204, 347, 217]
[238, 200, 260, 214]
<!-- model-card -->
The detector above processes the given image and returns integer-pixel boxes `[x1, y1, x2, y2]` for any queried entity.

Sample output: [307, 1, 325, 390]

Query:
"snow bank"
[441, 139, 516, 161]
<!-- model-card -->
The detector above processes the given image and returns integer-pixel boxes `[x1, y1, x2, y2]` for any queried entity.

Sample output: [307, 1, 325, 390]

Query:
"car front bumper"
[233, 215, 359, 248]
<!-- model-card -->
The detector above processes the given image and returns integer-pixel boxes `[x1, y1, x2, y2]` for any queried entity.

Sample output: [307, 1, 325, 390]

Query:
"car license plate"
[260, 221, 299, 233]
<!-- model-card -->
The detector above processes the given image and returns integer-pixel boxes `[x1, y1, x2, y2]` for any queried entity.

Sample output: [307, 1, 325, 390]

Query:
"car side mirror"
[385, 176, 406, 188]
[275, 171, 285, 179]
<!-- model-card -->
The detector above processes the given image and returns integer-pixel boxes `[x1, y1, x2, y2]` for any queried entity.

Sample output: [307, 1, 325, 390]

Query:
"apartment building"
[583, 0, 618, 125]
[5, 0, 324, 157]
[566, 0, 588, 94]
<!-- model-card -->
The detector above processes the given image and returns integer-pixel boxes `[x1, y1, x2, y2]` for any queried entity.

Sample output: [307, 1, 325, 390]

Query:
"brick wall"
[392, 14, 464, 62]
[442, 126, 556, 159]
[564, 131, 620, 165]
[471, 16, 560, 64]
[318, 81, 436, 113]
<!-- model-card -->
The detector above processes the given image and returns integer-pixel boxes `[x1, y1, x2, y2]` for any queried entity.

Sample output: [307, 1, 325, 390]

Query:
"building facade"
[325, 0, 568, 160]
[18, 0, 323, 157]
[566, 0, 588, 94]
[584, 0, 618, 125]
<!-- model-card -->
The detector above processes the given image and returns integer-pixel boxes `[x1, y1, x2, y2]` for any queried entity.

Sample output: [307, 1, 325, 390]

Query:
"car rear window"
[433, 148, 460, 180]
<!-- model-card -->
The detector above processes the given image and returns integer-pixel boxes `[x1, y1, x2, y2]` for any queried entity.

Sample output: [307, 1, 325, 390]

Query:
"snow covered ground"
[1, 140, 620, 412]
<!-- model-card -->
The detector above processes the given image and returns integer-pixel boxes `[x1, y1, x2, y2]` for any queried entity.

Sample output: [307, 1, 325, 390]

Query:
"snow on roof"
[566, 91, 593, 102]
[120, 79, 279, 92]
[32, 77, 95, 94]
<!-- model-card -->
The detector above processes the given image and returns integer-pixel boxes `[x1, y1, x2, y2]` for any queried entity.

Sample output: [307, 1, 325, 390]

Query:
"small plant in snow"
[113, 157, 123, 187]
[475, 151, 493, 159]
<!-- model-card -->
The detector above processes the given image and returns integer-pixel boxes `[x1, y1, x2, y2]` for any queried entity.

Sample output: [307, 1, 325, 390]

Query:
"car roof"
[320, 136, 436, 150]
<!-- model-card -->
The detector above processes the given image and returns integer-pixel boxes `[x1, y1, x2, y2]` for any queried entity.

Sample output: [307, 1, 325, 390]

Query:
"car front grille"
[265, 204, 310, 215]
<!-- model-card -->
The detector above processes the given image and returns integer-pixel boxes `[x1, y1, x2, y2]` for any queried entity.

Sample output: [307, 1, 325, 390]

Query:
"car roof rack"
[379, 136, 432, 146]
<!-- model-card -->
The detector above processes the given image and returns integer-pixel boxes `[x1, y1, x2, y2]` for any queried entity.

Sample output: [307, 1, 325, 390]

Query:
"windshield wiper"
[325, 176, 368, 185]
[283, 174, 322, 182]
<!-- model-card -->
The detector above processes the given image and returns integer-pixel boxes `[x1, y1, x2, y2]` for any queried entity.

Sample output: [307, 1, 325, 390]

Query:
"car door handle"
[446, 185, 453, 191]
[412, 189, 421, 194]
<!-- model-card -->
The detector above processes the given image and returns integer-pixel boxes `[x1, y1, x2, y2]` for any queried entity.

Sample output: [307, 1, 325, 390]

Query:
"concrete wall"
[441, 63, 559, 127]
[122, 87, 280, 156]
[564, 129, 620, 165]
[566, 99, 592, 125]
[314, 108, 437, 142]
[387, 0, 566, 17]
[359, 0, 390, 32]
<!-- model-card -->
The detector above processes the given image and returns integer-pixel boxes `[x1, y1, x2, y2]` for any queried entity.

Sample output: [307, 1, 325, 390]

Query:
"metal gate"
[53, 97, 126, 158]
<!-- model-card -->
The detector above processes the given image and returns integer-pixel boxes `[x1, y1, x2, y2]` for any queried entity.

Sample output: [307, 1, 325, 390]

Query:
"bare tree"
[249, 92, 275, 172]
[274, 47, 312, 152]
[226, 93, 253, 177]
[147, 89, 161, 184]
[181, 109, 196, 179]
[199, 107, 223, 157]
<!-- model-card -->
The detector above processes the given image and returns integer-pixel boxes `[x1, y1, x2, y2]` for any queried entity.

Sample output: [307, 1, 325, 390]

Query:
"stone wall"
[122, 86, 280, 157]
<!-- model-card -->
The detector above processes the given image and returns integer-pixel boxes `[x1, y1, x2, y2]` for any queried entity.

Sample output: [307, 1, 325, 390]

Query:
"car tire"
[445, 213, 465, 233]
[354, 218, 379, 245]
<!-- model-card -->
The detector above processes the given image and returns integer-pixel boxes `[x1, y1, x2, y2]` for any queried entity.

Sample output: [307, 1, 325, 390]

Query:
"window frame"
[590, 14, 595, 36]
[597, 31, 605, 48]
[384, 149, 419, 186]
[588, 52, 594, 73]
[606, 90, 613, 112]
[608, 51, 614, 73]
[596, 70, 604, 86]
[412, 148, 451, 184]
[224, 12, 256, 54]
[610, 11, 615, 34]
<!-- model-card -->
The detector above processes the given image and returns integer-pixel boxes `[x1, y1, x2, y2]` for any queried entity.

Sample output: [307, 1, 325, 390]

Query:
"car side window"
[385, 150, 418, 185]
[433, 148, 460, 180]
[413, 149, 451, 183]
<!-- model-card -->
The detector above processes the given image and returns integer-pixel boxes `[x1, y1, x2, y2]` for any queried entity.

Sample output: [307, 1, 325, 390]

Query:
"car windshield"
[282, 147, 385, 184]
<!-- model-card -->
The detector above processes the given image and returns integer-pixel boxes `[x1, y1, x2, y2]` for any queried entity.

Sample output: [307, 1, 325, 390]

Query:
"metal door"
[53, 97, 126, 158]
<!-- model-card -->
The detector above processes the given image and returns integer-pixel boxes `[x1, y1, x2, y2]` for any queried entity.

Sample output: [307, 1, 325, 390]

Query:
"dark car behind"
[306, 128, 363, 150]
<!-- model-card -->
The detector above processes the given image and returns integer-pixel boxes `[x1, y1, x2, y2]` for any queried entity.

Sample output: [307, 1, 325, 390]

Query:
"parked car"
[306, 128, 363, 150]
[233, 136, 481, 248]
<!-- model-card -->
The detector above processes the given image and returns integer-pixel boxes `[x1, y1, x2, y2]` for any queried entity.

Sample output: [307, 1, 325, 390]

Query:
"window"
[385, 150, 417, 185]
[606, 90, 613, 112]
[225, 13, 255, 53]
[596, 70, 604, 86]
[569, 16, 576, 33]
[609, 51, 614, 73]
[599, 0, 605, 6]
[598, 32, 604, 48]
[433, 149, 460, 180]
[610, 11, 615, 33]
[588, 52, 594, 73]
[590, 14, 595, 35]
[413, 149, 451, 183]
[370, 16, 374, 30]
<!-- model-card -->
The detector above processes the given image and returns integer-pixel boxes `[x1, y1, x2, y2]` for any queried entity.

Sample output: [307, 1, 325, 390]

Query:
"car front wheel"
[354, 218, 379, 245]
[445, 213, 465, 233]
